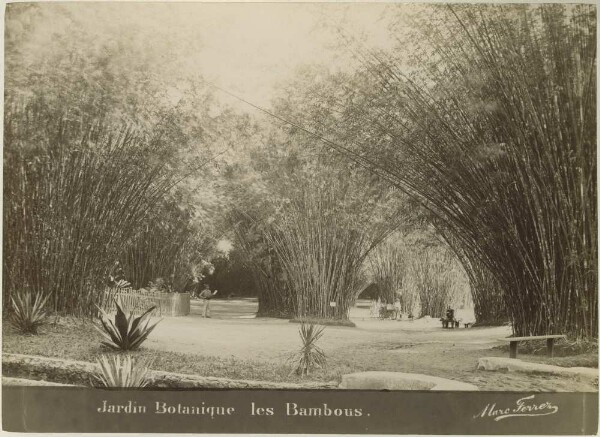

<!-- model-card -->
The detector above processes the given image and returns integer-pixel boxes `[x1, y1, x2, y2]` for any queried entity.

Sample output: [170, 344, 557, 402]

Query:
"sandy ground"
[3, 298, 596, 391]
[142, 298, 598, 391]
[146, 298, 510, 362]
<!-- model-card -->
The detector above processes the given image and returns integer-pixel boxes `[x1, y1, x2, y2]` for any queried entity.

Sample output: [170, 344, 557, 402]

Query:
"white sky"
[188, 3, 394, 107]
[58, 2, 399, 109]
[9, 1, 413, 114]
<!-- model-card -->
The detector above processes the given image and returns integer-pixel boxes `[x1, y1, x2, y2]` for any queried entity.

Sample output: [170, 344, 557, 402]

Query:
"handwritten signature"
[473, 395, 559, 421]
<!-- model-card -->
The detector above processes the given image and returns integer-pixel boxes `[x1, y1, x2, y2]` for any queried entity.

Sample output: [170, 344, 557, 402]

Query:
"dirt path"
[146, 298, 511, 362]
[143, 298, 597, 391]
[3, 298, 596, 391]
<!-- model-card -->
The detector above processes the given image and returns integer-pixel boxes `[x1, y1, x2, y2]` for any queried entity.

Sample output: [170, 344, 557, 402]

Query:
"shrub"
[92, 354, 152, 388]
[292, 323, 327, 376]
[96, 299, 161, 351]
[147, 278, 172, 293]
[9, 290, 50, 334]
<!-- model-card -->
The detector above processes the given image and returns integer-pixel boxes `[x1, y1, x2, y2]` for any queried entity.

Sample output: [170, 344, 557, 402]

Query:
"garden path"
[145, 299, 512, 362]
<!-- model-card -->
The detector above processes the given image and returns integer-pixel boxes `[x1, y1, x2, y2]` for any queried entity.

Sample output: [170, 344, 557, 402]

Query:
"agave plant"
[92, 354, 152, 388]
[292, 323, 327, 376]
[96, 299, 160, 351]
[10, 290, 50, 334]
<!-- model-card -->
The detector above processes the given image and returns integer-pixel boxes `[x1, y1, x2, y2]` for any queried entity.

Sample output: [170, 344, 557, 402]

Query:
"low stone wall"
[2, 353, 337, 389]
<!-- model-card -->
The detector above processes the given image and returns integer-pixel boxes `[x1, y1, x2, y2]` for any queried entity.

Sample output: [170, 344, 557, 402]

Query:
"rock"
[339, 371, 478, 391]
[477, 357, 599, 380]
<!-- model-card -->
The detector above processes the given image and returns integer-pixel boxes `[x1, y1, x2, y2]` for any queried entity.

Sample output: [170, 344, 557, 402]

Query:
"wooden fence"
[101, 289, 190, 317]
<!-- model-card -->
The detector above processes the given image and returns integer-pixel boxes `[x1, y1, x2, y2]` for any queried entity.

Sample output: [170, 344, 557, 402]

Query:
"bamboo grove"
[4, 4, 596, 338]
[4, 3, 245, 316]
[408, 248, 465, 319]
[3, 102, 216, 316]
[323, 4, 596, 338]
[3, 104, 167, 314]
[227, 171, 403, 321]
[367, 242, 409, 306]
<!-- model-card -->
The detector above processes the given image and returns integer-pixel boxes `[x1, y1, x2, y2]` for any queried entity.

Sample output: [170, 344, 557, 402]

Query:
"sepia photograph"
[2, 1, 598, 434]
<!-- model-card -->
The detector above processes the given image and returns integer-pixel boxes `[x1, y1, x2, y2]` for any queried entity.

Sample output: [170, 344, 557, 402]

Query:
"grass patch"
[494, 338, 597, 358]
[4, 316, 597, 392]
[492, 338, 598, 368]
[2, 318, 342, 384]
[289, 318, 356, 327]
[521, 354, 598, 369]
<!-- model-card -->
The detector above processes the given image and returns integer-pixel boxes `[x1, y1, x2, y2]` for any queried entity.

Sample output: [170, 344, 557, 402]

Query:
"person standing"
[199, 284, 218, 317]
[393, 298, 402, 320]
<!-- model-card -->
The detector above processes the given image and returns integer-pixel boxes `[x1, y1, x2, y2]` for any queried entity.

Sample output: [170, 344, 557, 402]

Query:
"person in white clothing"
[198, 284, 218, 317]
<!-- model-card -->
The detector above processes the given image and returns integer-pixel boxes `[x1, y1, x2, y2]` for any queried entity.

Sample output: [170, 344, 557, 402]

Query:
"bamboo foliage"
[264, 182, 379, 320]
[451, 244, 508, 325]
[398, 5, 595, 338]
[319, 4, 596, 338]
[224, 151, 399, 319]
[231, 211, 295, 317]
[367, 241, 418, 314]
[408, 247, 465, 319]
[3, 103, 179, 316]
[122, 199, 212, 291]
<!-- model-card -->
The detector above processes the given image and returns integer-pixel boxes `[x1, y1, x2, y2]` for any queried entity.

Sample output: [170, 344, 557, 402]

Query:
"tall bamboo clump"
[250, 255, 295, 318]
[122, 199, 211, 291]
[439, 229, 508, 325]
[265, 185, 373, 320]
[368, 241, 418, 315]
[3, 103, 178, 316]
[453, 248, 508, 325]
[408, 248, 465, 318]
[341, 5, 596, 338]
[231, 211, 295, 317]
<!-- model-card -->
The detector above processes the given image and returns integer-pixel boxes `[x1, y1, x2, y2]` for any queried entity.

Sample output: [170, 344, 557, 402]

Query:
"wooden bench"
[497, 335, 566, 358]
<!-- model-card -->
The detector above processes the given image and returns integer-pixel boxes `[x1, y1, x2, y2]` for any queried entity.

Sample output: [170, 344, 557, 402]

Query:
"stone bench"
[497, 334, 566, 358]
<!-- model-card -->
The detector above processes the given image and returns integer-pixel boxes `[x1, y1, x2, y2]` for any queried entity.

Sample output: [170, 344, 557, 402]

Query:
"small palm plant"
[10, 290, 50, 334]
[292, 323, 327, 376]
[92, 354, 152, 388]
[96, 299, 161, 351]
